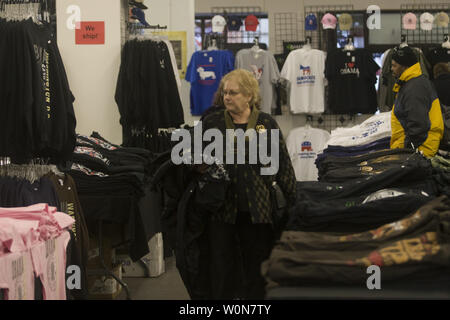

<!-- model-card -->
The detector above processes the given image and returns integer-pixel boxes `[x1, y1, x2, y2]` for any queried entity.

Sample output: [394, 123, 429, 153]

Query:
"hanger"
[399, 35, 408, 48]
[251, 36, 262, 51]
[207, 38, 218, 51]
[303, 36, 312, 50]
[443, 34, 450, 49]
[305, 115, 313, 129]
[343, 36, 355, 51]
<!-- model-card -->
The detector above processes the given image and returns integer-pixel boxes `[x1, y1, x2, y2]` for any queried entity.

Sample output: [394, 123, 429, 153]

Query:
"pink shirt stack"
[0, 204, 75, 300]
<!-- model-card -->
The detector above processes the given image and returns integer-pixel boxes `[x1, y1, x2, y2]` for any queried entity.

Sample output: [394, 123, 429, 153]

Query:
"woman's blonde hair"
[214, 69, 262, 110]
[434, 62, 450, 79]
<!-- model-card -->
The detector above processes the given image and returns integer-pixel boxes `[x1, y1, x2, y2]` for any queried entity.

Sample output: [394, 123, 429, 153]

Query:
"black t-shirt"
[433, 73, 450, 106]
[115, 40, 184, 137]
[325, 49, 380, 114]
[426, 47, 450, 74]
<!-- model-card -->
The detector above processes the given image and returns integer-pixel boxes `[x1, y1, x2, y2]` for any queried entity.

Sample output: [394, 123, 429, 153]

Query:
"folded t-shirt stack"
[287, 153, 438, 233]
[67, 132, 158, 261]
[69, 132, 152, 198]
[263, 196, 450, 290]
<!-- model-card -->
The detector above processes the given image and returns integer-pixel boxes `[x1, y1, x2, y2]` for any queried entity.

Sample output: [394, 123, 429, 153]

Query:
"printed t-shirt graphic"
[186, 50, 234, 116]
[286, 126, 330, 181]
[325, 49, 380, 114]
[281, 48, 326, 113]
[31, 231, 71, 300]
[0, 251, 35, 300]
[235, 49, 280, 114]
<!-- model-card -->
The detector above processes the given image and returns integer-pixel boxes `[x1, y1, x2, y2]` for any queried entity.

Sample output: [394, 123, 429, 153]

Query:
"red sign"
[75, 21, 105, 45]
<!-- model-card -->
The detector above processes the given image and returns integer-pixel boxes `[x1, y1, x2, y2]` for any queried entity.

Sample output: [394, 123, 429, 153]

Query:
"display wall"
[57, 0, 122, 144]
[56, 0, 195, 145]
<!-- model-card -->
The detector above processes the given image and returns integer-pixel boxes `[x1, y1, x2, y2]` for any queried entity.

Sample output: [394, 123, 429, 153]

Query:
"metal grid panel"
[274, 12, 300, 54]
[297, 4, 372, 132]
[304, 4, 354, 51]
[211, 6, 263, 14]
[305, 114, 373, 133]
[207, 7, 268, 50]
[400, 3, 450, 46]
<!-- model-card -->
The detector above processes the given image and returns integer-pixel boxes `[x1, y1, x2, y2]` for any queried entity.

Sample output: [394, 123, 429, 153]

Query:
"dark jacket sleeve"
[270, 118, 297, 207]
[402, 87, 432, 148]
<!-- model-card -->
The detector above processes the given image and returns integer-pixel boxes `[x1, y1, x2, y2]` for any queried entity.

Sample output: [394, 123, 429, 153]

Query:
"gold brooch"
[256, 125, 267, 133]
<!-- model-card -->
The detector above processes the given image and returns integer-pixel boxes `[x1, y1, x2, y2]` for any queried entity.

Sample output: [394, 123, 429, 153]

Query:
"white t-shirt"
[286, 126, 330, 181]
[281, 47, 327, 114]
[212, 15, 227, 33]
[327, 112, 391, 147]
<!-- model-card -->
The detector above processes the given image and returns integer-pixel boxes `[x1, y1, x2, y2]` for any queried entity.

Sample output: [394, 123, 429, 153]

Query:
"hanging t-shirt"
[0, 250, 35, 300]
[426, 47, 450, 73]
[186, 50, 235, 116]
[286, 126, 330, 181]
[31, 231, 71, 300]
[281, 47, 327, 114]
[235, 49, 280, 114]
[325, 49, 380, 114]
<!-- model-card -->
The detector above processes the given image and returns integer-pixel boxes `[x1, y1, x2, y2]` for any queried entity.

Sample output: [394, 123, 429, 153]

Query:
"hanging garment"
[286, 126, 330, 181]
[235, 48, 280, 114]
[426, 46, 450, 76]
[185, 50, 235, 116]
[115, 39, 184, 138]
[0, 250, 35, 300]
[30, 231, 71, 300]
[0, 18, 76, 164]
[325, 49, 380, 114]
[281, 47, 327, 114]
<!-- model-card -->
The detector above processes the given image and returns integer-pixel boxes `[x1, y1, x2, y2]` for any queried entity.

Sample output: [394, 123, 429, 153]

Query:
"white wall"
[143, 0, 197, 126]
[56, 0, 195, 145]
[57, 0, 122, 144]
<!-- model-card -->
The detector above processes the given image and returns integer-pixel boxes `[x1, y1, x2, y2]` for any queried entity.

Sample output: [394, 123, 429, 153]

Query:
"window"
[336, 13, 365, 49]
[194, 14, 269, 51]
[368, 13, 402, 45]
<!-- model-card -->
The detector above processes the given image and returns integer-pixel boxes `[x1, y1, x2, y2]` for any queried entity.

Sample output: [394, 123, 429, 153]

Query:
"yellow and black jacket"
[391, 62, 444, 157]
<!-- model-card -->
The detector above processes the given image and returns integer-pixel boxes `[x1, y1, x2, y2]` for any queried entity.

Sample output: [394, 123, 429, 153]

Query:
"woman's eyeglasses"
[222, 90, 240, 96]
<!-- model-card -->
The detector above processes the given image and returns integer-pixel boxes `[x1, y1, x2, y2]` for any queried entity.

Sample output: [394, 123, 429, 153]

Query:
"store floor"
[117, 256, 190, 300]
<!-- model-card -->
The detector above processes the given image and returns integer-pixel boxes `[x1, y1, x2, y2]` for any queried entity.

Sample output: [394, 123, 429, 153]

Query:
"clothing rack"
[0, 0, 51, 22]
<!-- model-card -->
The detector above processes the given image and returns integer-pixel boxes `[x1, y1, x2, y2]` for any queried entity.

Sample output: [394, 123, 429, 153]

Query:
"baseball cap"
[129, 0, 148, 10]
[321, 13, 337, 30]
[402, 12, 417, 30]
[420, 12, 434, 31]
[245, 14, 259, 31]
[131, 7, 150, 27]
[227, 16, 243, 31]
[339, 13, 353, 31]
[211, 15, 227, 33]
[435, 11, 449, 28]
[305, 14, 317, 31]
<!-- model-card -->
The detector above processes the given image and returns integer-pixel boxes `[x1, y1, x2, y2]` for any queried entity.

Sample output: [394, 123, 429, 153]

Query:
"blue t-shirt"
[186, 50, 235, 116]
